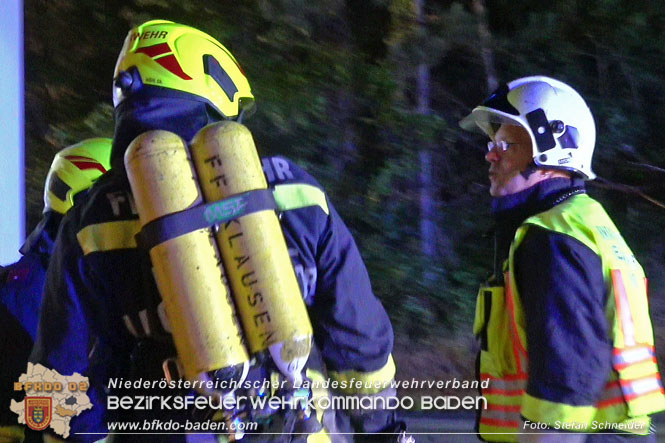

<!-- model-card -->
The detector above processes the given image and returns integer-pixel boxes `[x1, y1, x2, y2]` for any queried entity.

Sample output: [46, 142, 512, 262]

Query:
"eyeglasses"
[487, 140, 519, 152]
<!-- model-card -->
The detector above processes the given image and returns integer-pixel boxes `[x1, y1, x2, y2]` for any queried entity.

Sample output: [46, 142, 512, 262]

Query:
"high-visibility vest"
[473, 194, 665, 442]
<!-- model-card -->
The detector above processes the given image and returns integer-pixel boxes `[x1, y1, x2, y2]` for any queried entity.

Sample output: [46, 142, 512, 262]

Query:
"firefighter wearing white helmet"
[461, 76, 665, 441]
[32, 19, 400, 443]
[461, 75, 596, 179]
[1, 139, 110, 443]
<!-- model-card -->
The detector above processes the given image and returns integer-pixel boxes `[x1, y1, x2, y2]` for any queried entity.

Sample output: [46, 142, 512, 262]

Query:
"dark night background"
[23, 0, 665, 395]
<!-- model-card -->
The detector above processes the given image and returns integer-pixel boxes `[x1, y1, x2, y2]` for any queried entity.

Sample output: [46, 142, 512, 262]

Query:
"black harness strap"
[137, 189, 277, 251]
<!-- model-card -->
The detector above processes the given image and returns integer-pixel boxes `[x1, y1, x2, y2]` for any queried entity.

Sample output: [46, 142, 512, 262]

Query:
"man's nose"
[485, 147, 500, 163]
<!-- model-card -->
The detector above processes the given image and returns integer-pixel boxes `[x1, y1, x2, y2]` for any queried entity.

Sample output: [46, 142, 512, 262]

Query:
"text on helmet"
[130, 31, 168, 42]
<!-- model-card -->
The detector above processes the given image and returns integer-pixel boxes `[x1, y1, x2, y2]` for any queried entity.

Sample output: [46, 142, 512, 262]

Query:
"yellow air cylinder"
[124, 130, 249, 384]
[191, 121, 313, 384]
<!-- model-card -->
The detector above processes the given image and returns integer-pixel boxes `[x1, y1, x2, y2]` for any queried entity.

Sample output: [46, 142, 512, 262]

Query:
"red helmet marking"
[155, 54, 193, 80]
[135, 43, 170, 58]
[64, 155, 108, 174]
[135, 43, 193, 80]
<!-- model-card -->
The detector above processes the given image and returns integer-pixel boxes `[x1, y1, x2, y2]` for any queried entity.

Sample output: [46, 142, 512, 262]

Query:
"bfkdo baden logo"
[10, 363, 92, 439]
[25, 397, 52, 431]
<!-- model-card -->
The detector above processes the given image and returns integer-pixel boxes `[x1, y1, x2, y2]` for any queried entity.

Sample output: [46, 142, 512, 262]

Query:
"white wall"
[0, 0, 25, 265]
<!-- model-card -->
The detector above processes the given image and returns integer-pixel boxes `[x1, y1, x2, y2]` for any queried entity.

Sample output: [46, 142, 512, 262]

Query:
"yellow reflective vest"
[473, 194, 665, 442]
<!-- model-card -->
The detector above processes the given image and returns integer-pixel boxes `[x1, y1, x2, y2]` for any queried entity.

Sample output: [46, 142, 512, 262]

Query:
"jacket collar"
[490, 177, 585, 278]
[110, 93, 221, 169]
[491, 177, 585, 218]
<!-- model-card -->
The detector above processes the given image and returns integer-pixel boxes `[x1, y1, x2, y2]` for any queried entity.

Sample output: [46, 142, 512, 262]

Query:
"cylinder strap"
[137, 189, 277, 251]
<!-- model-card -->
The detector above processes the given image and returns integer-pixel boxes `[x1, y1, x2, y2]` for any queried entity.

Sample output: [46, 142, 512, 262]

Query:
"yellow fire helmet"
[44, 138, 112, 214]
[113, 20, 255, 120]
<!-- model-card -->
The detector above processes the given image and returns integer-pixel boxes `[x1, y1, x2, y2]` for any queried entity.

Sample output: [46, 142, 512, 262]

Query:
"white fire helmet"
[459, 76, 596, 180]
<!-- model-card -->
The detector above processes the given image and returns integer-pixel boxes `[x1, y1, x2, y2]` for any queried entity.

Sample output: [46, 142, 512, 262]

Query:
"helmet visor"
[459, 107, 525, 137]
[459, 83, 524, 136]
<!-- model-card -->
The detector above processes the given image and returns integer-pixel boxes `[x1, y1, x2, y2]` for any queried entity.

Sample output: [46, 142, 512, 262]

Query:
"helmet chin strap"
[236, 108, 246, 124]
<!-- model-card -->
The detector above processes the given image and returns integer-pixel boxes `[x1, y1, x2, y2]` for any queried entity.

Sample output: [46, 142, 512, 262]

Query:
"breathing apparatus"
[118, 20, 317, 438]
